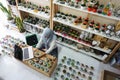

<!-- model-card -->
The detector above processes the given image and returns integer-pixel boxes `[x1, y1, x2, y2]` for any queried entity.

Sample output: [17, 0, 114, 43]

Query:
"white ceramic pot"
[94, 29, 99, 33]
[81, 6, 86, 10]
[88, 27, 93, 30]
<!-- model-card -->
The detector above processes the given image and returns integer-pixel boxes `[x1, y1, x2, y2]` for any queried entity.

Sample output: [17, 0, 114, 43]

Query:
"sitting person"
[36, 27, 58, 58]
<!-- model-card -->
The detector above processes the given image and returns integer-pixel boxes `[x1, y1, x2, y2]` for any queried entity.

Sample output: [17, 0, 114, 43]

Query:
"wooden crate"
[23, 49, 57, 77]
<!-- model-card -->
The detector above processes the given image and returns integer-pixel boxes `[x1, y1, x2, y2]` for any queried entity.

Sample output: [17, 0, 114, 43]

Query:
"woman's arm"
[45, 40, 56, 54]
[36, 39, 43, 49]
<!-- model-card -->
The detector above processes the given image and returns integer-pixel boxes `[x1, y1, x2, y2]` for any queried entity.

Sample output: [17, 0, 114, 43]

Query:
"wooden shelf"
[53, 1, 120, 21]
[53, 18, 120, 42]
[56, 41, 107, 61]
[55, 32, 111, 54]
[23, 21, 44, 30]
[18, 6, 50, 20]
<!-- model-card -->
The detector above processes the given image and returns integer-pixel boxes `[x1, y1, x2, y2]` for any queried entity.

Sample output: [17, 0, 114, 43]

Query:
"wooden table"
[20, 46, 57, 77]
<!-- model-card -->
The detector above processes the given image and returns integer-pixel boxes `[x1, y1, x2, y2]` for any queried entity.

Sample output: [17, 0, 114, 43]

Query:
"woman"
[36, 27, 58, 58]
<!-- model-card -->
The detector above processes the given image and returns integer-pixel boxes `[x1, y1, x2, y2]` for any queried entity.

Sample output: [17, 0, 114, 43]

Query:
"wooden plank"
[104, 42, 120, 63]
[116, 21, 120, 31]
[101, 70, 120, 80]
[15, 0, 22, 18]
[50, 0, 53, 30]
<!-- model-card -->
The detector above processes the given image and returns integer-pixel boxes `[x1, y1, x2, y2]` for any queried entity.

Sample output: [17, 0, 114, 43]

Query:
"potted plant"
[101, 24, 106, 34]
[90, 20, 94, 24]
[81, 3, 86, 10]
[74, 19, 79, 25]
[81, 0, 87, 10]
[67, 72, 70, 77]
[0, 2, 13, 21]
[81, 21, 87, 29]
[92, 6, 97, 12]
[7, 0, 16, 6]
[97, 4, 104, 14]
[88, 24, 94, 30]
[61, 75, 65, 79]
[60, 0, 65, 4]
[78, 72, 81, 76]
[78, 16, 82, 23]
[15, 16, 25, 33]
[69, 1, 75, 7]
[88, 5, 93, 11]
[94, 23, 100, 32]
[90, 0, 97, 5]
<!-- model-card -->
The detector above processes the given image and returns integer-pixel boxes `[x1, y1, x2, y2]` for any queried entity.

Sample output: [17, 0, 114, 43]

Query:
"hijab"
[41, 27, 54, 49]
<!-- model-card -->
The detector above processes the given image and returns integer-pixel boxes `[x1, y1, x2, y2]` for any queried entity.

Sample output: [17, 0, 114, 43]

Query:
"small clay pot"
[64, 65, 67, 68]
[63, 56, 67, 60]
[75, 66, 79, 69]
[67, 72, 70, 77]
[72, 69, 76, 74]
[88, 7, 93, 11]
[44, 68, 49, 72]
[61, 59, 65, 63]
[88, 76, 92, 80]
[54, 77, 58, 80]
[63, 69, 66, 74]
[78, 72, 81, 76]
[69, 67, 72, 71]
[71, 74, 75, 78]
[82, 74, 86, 78]
[65, 78, 69, 80]
[85, 65, 89, 68]
[80, 67, 84, 71]
[81, 63, 84, 67]
[76, 61, 80, 65]
[56, 67, 61, 71]
[67, 61, 70, 65]
[75, 76, 79, 80]
[84, 68, 87, 73]
[90, 66, 94, 70]
[71, 62, 75, 67]
[58, 63, 63, 67]
[54, 72, 59, 77]
[89, 71, 94, 75]
[61, 75, 65, 79]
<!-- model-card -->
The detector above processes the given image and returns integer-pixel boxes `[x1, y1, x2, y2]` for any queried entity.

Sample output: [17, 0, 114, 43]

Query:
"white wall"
[0, 0, 8, 24]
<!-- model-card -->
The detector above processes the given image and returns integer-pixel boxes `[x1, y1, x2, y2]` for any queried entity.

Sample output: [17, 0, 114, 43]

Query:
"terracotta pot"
[92, 8, 97, 12]
[88, 7, 93, 11]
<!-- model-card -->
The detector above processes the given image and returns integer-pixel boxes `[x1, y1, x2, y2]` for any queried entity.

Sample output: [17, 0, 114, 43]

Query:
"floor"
[0, 21, 120, 80]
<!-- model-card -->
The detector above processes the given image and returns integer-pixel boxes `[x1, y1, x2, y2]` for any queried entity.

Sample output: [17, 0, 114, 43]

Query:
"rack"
[52, 0, 120, 63]
[53, 1, 120, 21]
[18, 6, 50, 20]
[6, 0, 120, 63]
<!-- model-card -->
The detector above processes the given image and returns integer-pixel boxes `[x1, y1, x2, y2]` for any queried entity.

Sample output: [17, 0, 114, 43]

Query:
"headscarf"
[41, 27, 54, 49]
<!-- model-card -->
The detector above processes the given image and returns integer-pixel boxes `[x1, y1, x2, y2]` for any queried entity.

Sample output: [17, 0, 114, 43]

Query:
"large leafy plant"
[15, 16, 25, 33]
[0, 2, 13, 20]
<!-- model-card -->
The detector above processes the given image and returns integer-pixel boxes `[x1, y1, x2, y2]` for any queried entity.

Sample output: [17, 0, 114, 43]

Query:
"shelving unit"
[52, 0, 120, 63]
[55, 32, 111, 54]
[15, 0, 52, 34]
[53, 0, 120, 21]
[18, 6, 50, 20]
[56, 41, 106, 61]
[5, 0, 120, 63]
[53, 18, 120, 42]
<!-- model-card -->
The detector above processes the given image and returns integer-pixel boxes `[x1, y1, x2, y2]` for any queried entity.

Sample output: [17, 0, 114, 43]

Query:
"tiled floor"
[0, 23, 120, 80]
